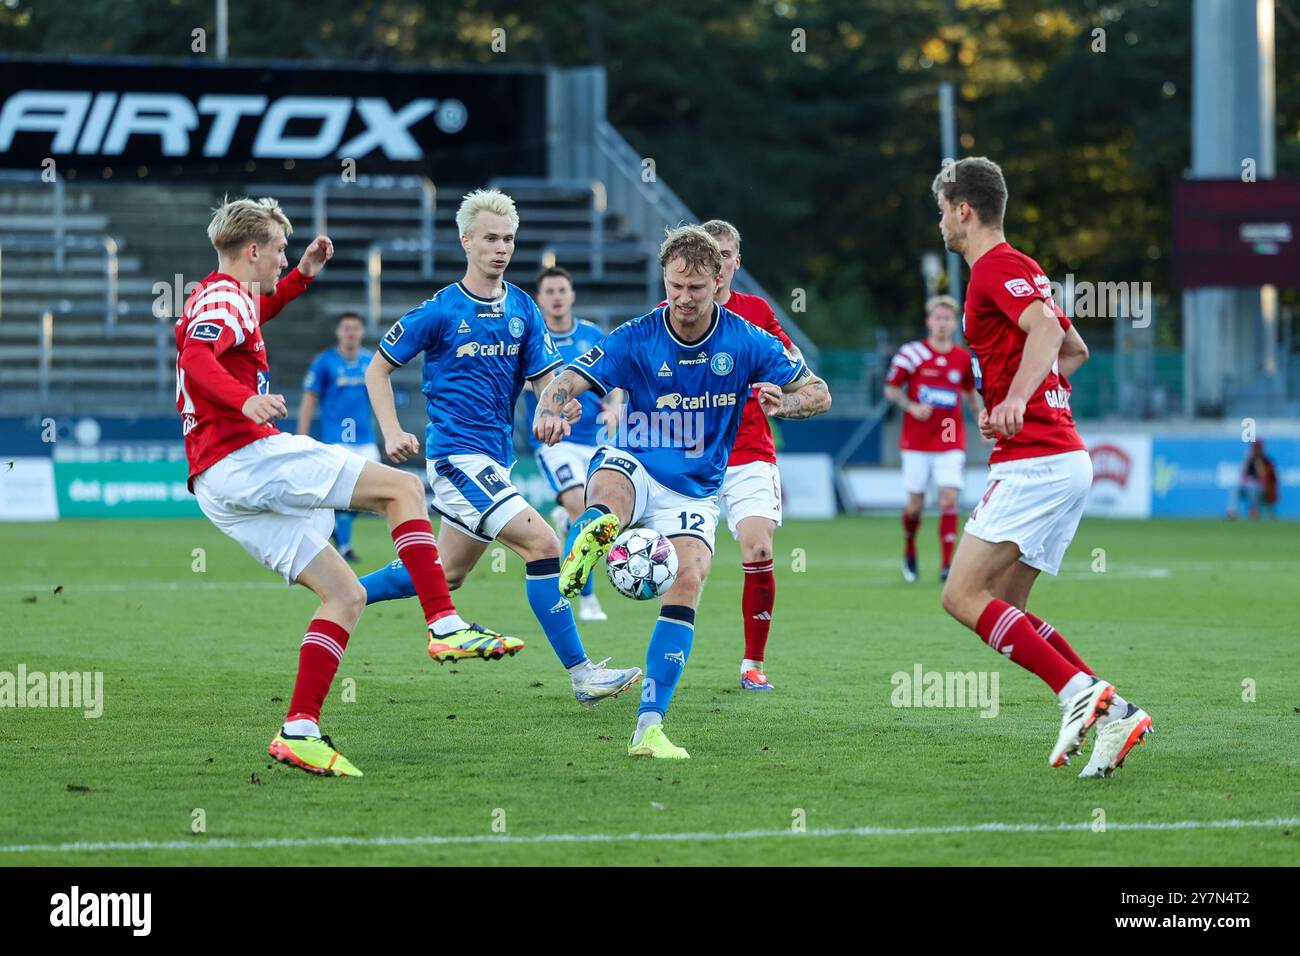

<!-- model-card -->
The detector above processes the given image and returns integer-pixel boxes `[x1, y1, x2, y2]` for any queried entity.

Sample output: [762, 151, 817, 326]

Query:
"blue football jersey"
[567, 304, 805, 498]
[378, 281, 562, 466]
[523, 317, 608, 449]
[303, 347, 375, 445]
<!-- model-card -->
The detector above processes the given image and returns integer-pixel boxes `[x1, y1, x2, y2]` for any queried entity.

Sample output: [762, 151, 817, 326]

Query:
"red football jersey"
[885, 340, 974, 452]
[720, 291, 794, 466]
[963, 242, 1084, 463]
[175, 268, 312, 484]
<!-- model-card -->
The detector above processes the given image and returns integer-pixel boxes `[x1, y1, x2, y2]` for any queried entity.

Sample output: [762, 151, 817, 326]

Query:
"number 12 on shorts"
[678, 512, 705, 531]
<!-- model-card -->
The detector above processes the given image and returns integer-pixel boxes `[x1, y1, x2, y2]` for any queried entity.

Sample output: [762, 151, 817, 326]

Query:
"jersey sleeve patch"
[575, 344, 604, 368]
[189, 322, 224, 342]
[1003, 278, 1036, 297]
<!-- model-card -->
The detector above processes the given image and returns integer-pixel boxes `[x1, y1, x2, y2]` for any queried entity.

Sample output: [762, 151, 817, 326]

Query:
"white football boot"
[578, 593, 608, 621]
[1050, 679, 1115, 767]
[1078, 703, 1154, 778]
[572, 658, 641, 706]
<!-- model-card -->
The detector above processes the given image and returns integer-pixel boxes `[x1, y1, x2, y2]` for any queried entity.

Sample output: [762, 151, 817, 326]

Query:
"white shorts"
[722, 460, 782, 539]
[194, 433, 367, 584]
[590, 445, 720, 552]
[334, 442, 381, 463]
[901, 449, 966, 495]
[427, 453, 530, 544]
[536, 441, 599, 498]
[963, 449, 1092, 576]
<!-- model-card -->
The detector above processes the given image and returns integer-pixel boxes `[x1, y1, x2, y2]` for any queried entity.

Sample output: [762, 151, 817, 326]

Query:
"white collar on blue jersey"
[455, 281, 508, 307]
[662, 302, 721, 349]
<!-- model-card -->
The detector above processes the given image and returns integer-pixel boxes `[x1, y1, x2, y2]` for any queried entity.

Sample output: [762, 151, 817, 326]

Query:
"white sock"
[283, 718, 320, 738]
[631, 711, 662, 744]
[741, 658, 764, 675]
[430, 614, 470, 637]
[1058, 672, 1096, 704]
[567, 658, 594, 679]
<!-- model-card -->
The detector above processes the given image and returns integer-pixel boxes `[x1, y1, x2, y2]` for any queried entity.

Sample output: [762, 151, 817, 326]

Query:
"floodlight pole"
[215, 0, 229, 61]
[938, 81, 962, 309]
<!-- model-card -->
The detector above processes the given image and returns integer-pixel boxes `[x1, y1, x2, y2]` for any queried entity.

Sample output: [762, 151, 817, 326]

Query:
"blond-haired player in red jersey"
[932, 159, 1152, 778]
[176, 197, 511, 777]
[884, 295, 978, 584]
[701, 220, 802, 691]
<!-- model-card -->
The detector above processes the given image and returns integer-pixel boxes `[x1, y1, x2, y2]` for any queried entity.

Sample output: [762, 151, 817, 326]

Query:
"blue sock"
[562, 519, 597, 597]
[524, 558, 587, 669]
[335, 511, 354, 551]
[360, 558, 417, 604]
[639, 605, 695, 718]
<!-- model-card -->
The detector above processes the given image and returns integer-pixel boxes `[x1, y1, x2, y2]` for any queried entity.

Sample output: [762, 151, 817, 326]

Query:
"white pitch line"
[2, 817, 1296, 855]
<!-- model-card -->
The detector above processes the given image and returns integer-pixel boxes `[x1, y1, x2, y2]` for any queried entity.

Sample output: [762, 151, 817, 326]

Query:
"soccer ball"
[605, 528, 678, 601]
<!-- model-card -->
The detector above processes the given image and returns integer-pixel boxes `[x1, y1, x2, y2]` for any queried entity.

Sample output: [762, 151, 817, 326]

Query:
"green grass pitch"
[1, 515, 1296, 866]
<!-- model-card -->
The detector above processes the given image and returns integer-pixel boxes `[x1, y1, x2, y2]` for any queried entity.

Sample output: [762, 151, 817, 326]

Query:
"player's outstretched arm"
[533, 368, 592, 445]
[757, 366, 832, 420]
[365, 354, 420, 462]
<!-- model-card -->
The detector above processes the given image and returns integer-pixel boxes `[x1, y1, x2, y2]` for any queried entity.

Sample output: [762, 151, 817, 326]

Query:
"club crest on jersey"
[189, 322, 222, 341]
[948, 369, 962, 384]
[509, 316, 525, 338]
[456, 320, 472, 334]
[710, 352, 734, 375]
[658, 361, 672, 377]
[1004, 278, 1035, 297]
[383, 321, 404, 346]
[575, 345, 604, 367]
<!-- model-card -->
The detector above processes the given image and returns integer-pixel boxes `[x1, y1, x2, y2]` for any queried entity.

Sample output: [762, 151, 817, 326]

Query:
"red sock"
[742, 559, 776, 662]
[286, 618, 350, 724]
[939, 508, 958, 568]
[975, 599, 1080, 693]
[902, 510, 921, 560]
[1023, 610, 1093, 676]
[391, 519, 456, 625]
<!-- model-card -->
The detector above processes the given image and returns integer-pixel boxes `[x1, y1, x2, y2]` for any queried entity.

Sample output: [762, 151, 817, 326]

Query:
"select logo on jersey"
[189, 322, 222, 341]
[456, 319, 472, 334]
[1004, 278, 1035, 297]
[508, 316, 525, 338]
[710, 352, 734, 375]
[575, 345, 604, 368]
[658, 361, 672, 377]
[384, 321, 405, 346]
[456, 341, 521, 358]
[656, 390, 737, 410]
[918, 385, 959, 408]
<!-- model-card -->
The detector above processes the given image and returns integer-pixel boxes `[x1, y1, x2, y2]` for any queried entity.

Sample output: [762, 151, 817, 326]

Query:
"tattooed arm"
[532, 368, 593, 445]
[756, 366, 833, 420]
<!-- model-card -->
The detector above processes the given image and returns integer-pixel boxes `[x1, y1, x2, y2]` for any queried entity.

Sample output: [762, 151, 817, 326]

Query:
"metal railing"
[591, 119, 821, 368]
[0, 233, 121, 334]
[313, 174, 436, 277]
[538, 239, 657, 305]
[489, 177, 608, 280]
